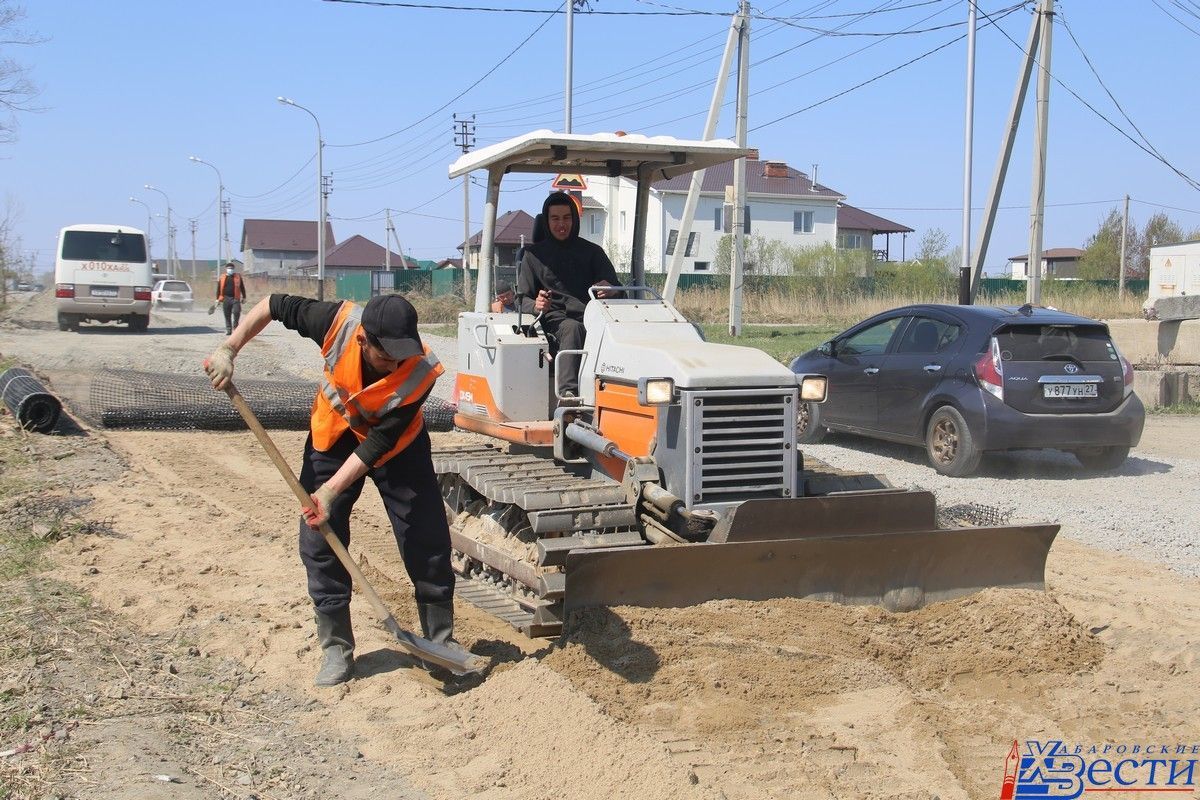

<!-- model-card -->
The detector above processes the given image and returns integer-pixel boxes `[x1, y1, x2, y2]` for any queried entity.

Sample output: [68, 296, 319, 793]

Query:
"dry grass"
[673, 284, 1146, 328]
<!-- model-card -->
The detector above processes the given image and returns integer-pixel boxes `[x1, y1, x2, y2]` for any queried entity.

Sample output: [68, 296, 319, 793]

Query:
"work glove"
[207, 304, 216, 315]
[203, 343, 236, 390]
[303, 484, 338, 528]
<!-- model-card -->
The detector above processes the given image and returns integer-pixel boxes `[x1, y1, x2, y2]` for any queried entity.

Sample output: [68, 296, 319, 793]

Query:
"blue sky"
[4, 0, 1199, 276]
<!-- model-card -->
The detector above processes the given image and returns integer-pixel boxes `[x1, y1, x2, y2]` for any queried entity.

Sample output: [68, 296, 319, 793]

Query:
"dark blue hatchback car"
[789, 304, 1145, 476]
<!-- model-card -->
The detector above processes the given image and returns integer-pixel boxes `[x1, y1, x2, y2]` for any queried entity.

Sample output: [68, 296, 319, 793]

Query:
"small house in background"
[296, 234, 415, 277]
[241, 219, 337, 276]
[437, 258, 464, 269]
[835, 204, 914, 262]
[1007, 248, 1085, 280]
[461, 210, 536, 269]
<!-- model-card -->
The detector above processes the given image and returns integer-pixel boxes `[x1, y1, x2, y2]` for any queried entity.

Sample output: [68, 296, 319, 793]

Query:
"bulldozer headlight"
[799, 376, 828, 403]
[638, 377, 675, 405]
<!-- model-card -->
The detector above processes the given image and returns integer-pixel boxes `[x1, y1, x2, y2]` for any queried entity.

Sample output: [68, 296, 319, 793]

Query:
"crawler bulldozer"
[437, 130, 1057, 636]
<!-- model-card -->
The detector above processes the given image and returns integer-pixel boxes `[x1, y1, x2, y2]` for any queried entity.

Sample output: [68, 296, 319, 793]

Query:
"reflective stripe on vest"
[217, 274, 243, 301]
[310, 301, 443, 466]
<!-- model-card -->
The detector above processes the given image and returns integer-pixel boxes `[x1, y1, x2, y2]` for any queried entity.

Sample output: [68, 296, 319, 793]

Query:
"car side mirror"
[818, 340, 836, 357]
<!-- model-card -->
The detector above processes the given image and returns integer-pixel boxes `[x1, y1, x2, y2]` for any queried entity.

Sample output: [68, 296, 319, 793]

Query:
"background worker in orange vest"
[215, 262, 247, 335]
[203, 293, 460, 686]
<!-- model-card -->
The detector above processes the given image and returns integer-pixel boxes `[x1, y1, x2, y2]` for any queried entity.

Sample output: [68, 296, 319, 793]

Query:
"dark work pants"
[297, 427, 454, 614]
[541, 312, 585, 395]
[222, 297, 242, 333]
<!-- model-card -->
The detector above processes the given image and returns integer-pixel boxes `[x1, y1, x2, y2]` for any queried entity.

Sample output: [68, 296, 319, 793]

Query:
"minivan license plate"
[1044, 383, 1097, 398]
[90, 287, 118, 297]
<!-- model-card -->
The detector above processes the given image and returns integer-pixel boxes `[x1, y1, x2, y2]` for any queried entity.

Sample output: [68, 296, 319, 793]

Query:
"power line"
[324, 0, 726, 14]
[327, 3, 560, 148]
[1150, 0, 1200, 36]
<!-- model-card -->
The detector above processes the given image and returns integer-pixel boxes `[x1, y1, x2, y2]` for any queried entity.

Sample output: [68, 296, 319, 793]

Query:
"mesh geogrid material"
[0, 367, 63, 433]
[85, 370, 456, 432]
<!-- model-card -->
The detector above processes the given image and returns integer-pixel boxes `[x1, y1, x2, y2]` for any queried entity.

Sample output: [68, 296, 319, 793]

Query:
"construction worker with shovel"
[205, 293, 463, 686]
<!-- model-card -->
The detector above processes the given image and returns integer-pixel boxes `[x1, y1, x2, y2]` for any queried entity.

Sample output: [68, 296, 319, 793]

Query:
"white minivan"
[55, 224, 154, 332]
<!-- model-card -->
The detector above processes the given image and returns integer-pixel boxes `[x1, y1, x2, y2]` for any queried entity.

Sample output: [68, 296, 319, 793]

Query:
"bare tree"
[0, 1, 43, 145]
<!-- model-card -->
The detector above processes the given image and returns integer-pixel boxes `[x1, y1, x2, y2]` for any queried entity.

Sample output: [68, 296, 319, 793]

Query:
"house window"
[714, 207, 722, 230]
[839, 232, 865, 249]
[794, 210, 814, 234]
[694, 261, 709, 271]
[666, 230, 698, 257]
[589, 213, 599, 235]
[744, 205, 751, 234]
[620, 211, 627, 232]
[722, 205, 751, 234]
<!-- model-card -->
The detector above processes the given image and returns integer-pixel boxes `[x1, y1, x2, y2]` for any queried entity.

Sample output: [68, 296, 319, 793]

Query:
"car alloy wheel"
[925, 406, 982, 477]
[795, 401, 827, 444]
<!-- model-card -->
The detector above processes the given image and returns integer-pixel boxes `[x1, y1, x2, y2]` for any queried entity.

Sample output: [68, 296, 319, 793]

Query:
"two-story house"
[240, 219, 337, 276]
[580, 158, 846, 274]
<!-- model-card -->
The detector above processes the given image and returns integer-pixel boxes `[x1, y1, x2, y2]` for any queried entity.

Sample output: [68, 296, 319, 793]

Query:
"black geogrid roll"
[0, 367, 63, 433]
[88, 370, 456, 432]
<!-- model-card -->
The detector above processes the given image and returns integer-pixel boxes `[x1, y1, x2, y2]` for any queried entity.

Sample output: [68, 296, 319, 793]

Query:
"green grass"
[700, 324, 838, 364]
[1151, 400, 1200, 415]
[425, 321, 835, 364]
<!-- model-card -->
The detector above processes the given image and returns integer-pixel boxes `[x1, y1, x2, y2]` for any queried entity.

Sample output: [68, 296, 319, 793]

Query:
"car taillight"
[55, 283, 75, 299]
[134, 286, 152, 301]
[1119, 354, 1134, 397]
[974, 337, 1004, 401]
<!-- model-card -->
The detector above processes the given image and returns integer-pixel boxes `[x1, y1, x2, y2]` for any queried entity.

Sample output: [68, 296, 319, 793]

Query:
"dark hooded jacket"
[516, 192, 619, 318]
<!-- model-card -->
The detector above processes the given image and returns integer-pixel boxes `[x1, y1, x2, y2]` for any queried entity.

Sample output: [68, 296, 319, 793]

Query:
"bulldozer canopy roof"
[448, 129, 752, 182]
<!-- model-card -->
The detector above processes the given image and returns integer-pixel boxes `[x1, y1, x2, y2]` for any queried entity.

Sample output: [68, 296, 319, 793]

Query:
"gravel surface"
[3, 290, 1197, 578]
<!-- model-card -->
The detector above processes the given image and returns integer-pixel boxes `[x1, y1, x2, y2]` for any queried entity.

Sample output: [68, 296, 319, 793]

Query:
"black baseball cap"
[361, 294, 424, 361]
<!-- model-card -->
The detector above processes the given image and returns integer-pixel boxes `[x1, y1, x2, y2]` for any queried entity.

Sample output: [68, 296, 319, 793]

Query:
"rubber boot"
[417, 600, 457, 645]
[313, 607, 355, 687]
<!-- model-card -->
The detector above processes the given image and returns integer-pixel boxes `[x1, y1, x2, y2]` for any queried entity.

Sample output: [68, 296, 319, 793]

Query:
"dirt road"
[2, 291, 1198, 799]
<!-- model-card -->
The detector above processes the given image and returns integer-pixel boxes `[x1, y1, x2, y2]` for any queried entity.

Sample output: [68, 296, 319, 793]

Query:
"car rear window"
[994, 324, 1114, 362]
[61, 231, 148, 263]
[163, 281, 190, 291]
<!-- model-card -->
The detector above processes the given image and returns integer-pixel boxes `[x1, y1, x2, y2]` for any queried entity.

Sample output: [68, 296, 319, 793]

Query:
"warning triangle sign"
[551, 173, 588, 190]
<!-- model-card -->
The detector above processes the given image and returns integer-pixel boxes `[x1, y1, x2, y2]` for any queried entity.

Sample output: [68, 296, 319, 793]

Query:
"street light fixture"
[189, 155, 226, 270]
[144, 183, 176, 276]
[277, 96, 326, 301]
[128, 197, 154, 257]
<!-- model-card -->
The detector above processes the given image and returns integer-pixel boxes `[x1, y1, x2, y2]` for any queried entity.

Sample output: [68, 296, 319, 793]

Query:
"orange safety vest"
[310, 301, 443, 466]
[217, 273, 244, 300]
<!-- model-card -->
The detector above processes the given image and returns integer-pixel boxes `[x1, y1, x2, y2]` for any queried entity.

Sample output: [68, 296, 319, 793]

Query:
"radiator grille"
[687, 389, 796, 504]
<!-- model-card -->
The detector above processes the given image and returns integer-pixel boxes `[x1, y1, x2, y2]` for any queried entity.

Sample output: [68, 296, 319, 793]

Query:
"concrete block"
[1150, 295, 1200, 322]
[1133, 370, 1190, 409]
[1107, 319, 1200, 366]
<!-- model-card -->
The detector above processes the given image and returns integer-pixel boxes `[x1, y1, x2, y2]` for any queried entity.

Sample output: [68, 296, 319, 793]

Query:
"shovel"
[219, 381, 488, 677]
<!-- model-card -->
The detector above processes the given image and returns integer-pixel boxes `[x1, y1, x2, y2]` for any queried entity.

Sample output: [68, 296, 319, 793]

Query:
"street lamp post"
[144, 183, 175, 276]
[188, 155, 225, 271]
[277, 96, 325, 301]
[128, 197, 154, 258]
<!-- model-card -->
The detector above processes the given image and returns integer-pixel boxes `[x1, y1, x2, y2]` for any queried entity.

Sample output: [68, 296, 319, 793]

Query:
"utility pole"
[1119, 193, 1130, 299]
[454, 113, 476, 303]
[1026, 0, 1055, 305]
[189, 219, 198, 280]
[960, 0, 978, 303]
[564, 0, 575, 132]
[728, 0, 750, 337]
[320, 174, 332, 299]
[385, 209, 393, 272]
[662, 10, 740, 303]
[220, 198, 232, 263]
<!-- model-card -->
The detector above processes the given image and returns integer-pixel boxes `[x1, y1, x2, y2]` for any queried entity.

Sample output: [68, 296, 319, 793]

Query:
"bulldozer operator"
[517, 191, 620, 398]
[204, 293, 460, 686]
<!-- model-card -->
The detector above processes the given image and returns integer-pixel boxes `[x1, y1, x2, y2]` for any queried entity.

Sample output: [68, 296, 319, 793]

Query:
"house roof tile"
[836, 203, 914, 234]
[653, 160, 844, 199]
[463, 209, 536, 249]
[241, 219, 337, 252]
[1007, 248, 1085, 261]
[297, 234, 415, 269]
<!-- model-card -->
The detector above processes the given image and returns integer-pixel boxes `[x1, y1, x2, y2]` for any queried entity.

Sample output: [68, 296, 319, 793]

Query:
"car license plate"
[1043, 383, 1097, 398]
[90, 287, 118, 297]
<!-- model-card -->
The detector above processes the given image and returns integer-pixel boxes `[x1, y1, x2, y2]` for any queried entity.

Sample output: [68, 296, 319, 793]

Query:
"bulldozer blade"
[563, 524, 1059, 622]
